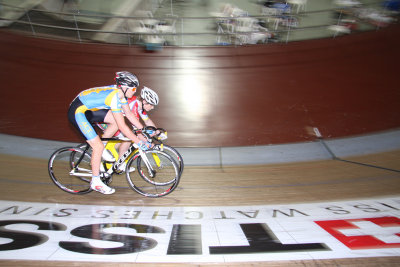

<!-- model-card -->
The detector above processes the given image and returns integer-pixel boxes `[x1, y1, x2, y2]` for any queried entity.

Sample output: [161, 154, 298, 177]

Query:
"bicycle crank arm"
[69, 170, 92, 177]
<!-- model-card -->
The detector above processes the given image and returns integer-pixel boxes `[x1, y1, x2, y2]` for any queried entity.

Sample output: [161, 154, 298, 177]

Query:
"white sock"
[92, 176, 101, 183]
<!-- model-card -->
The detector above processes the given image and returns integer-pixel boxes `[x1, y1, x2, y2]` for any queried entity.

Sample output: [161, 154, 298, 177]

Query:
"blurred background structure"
[0, 0, 399, 147]
[0, 0, 398, 46]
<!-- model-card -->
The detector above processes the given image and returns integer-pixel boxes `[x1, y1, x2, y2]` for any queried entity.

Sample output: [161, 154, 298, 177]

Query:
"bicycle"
[48, 129, 181, 197]
[77, 126, 184, 175]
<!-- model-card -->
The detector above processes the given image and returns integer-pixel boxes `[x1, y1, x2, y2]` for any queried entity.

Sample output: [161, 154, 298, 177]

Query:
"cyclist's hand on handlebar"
[145, 128, 160, 138]
[138, 134, 148, 142]
[145, 129, 155, 135]
[158, 132, 168, 140]
[137, 140, 152, 151]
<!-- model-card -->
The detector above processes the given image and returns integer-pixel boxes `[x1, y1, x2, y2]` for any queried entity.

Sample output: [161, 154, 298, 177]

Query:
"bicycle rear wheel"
[125, 150, 180, 198]
[48, 147, 93, 194]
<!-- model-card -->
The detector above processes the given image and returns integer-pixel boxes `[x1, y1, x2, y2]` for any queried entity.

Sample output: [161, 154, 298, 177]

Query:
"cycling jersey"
[78, 85, 127, 112]
[68, 85, 128, 140]
[127, 96, 149, 121]
[95, 96, 149, 137]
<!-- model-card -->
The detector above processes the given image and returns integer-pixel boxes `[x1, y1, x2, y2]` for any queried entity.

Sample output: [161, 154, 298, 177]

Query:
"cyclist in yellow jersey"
[94, 86, 163, 172]
[68, 71, 150, 195]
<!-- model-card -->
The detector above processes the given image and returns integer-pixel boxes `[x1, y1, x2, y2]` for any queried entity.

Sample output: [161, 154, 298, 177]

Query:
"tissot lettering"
[272, 209, 308, 217]
[378, 202, 400, 210]
[167, 224, 202, 255]
[91, 209, 114, 218]
[0, 220, 330, 254]
[0, 220, 66, 251]
[33, 208, 50, 215]
[324, 202, 400, 215]
[53, 208, 78, 217]
[0, 206, 32, 215]
[209, 223, 329, 254]
[237, 210, 259, 218]
[120, 211, 141, 219]
[184, 211, 203, 220]
[59, 223, 165, 255]
[352, 204, 382, 213]
[324, 205, 351, 215]
[152, 211, 173, 219]
[214, 211, 234, 219]
[2, 203, 396, 219]
[0, 198, 398, 262]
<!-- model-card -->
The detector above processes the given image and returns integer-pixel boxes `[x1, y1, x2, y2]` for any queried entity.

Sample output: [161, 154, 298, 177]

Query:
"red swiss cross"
[315, 216, 400, 249]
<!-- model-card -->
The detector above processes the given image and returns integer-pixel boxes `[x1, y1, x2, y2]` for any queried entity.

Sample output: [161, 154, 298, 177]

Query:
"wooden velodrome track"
[0, 24, 400, 266]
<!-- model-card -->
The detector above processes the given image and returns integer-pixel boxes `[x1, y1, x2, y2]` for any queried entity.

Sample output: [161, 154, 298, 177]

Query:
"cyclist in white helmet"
[140, 86, 159, 106]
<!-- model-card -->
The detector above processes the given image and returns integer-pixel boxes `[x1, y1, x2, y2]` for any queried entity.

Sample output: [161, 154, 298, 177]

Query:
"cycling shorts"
[68, 98, 108, 141]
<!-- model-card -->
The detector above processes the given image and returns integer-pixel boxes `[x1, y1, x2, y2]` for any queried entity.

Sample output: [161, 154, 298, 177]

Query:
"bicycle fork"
[138, 149, 157, 178]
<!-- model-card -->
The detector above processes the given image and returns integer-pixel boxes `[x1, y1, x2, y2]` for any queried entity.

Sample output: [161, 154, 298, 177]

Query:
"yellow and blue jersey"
[68, 85, 129, 141]
[78, 85, 127, 113]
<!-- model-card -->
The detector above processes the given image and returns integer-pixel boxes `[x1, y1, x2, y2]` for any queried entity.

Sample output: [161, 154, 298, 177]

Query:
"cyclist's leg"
[86, 109, 116, 136]
[102, 110, 119, 138]
[87, 136, 115, 194]
[89, 109, 134, 172]
[69, 101, 115, 194]
[118, 140, 131, 158]
[102, 111, 131, 163]
[87, 109, 117, 162]
[68, 99, 100, 176]
[74, 110, 101, 175]
[115, 140, 134, 172]
[86, 136, 103, 177]
[68, 98, 89, 140]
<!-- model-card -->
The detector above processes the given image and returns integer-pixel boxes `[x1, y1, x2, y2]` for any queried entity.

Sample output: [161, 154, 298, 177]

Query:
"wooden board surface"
[1, 151, 399, 207]
[0, 151, 399, 265]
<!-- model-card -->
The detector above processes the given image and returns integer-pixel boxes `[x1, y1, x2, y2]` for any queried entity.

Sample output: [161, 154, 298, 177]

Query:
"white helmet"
[141, 86, 159, 106]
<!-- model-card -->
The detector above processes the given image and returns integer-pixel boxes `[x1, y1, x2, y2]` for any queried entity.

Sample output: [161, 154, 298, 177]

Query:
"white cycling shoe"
[91, 177, 115, 195]
[102, 149, 116, 162]
[117, 162, 135, 173]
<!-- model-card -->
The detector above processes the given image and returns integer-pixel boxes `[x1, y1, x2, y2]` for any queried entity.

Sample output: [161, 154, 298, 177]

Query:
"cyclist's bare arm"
[144, 117, 156, 128]
[122, 104, 144, 129]
[112, 112, 140, 143]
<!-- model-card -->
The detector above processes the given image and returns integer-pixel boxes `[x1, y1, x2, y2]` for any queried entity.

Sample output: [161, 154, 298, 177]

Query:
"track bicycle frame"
[110, 140, 156, 178]
[69, 145, 92, 178]
[70, 137, 158, 178]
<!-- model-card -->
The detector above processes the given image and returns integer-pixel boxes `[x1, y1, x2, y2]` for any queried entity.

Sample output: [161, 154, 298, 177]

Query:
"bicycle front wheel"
[154, 144, 184, 175]
[125, 150, 180, 198]
[48, 147, 93, 194]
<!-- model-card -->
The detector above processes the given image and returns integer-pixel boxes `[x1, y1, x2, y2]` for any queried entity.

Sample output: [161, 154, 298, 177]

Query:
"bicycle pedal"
[100, 172, 110, 179]
[100, 174, 113, 185]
